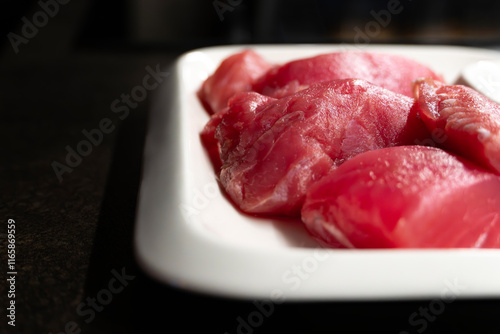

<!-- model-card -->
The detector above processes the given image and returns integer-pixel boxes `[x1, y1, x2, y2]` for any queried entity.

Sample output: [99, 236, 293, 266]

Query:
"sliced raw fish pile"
[252, 51, 444, 98]
[413, 78, 500, 174]
[203, 79, 430, 216]
[301, 145, 500, 248]
[198, 49, 500, 249]
[197, 49, 272, 114]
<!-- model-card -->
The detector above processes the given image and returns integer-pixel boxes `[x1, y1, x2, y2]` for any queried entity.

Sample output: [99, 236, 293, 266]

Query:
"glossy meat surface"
[301, 146, 500, 248]
[413, 78, 500, 174]
[204, 79, 429, 216]
[253, 52, 444, 98]
[198, 49, 272, 114]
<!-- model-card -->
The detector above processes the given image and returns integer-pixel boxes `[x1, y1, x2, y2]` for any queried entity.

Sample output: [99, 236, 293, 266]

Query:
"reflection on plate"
[134, 44, 500, 301]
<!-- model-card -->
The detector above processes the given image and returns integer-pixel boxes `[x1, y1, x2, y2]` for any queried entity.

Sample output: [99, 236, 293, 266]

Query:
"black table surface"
[2, 1, 500, 333]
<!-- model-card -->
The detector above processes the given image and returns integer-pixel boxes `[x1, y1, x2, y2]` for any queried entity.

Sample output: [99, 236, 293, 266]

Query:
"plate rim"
[134, 43, 500, 301]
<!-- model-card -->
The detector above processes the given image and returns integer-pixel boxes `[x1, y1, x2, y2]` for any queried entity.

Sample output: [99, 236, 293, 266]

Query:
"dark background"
[1, 0, 500, 333]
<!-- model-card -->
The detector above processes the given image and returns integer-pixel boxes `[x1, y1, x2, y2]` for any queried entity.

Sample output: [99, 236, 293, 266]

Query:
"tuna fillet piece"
[203, 79, 430, 216]
[413, 78, 500, 174]
[253, 51, 444, 99]
[198, 49, 272, 114]
[301, 146, 500, 248]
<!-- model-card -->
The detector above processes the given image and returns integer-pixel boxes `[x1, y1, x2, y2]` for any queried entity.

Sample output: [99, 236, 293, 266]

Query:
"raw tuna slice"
[301, 146, 500, 249]
[205, 79, 430, 216]
[198, 49, 272, 114]
[200, 93, 274, 173]
[413, 78, 500, 174]
[252, 51, 444, 99]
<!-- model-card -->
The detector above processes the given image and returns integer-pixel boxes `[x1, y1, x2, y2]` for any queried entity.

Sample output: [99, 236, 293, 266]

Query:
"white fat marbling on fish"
[477, 127, 492, 141]
[321, 219, 355, 248]
[440, 98, 460, 109]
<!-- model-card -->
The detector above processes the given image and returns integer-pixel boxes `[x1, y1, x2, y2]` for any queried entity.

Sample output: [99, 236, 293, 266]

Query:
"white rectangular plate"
[134, 44, 500, 301]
